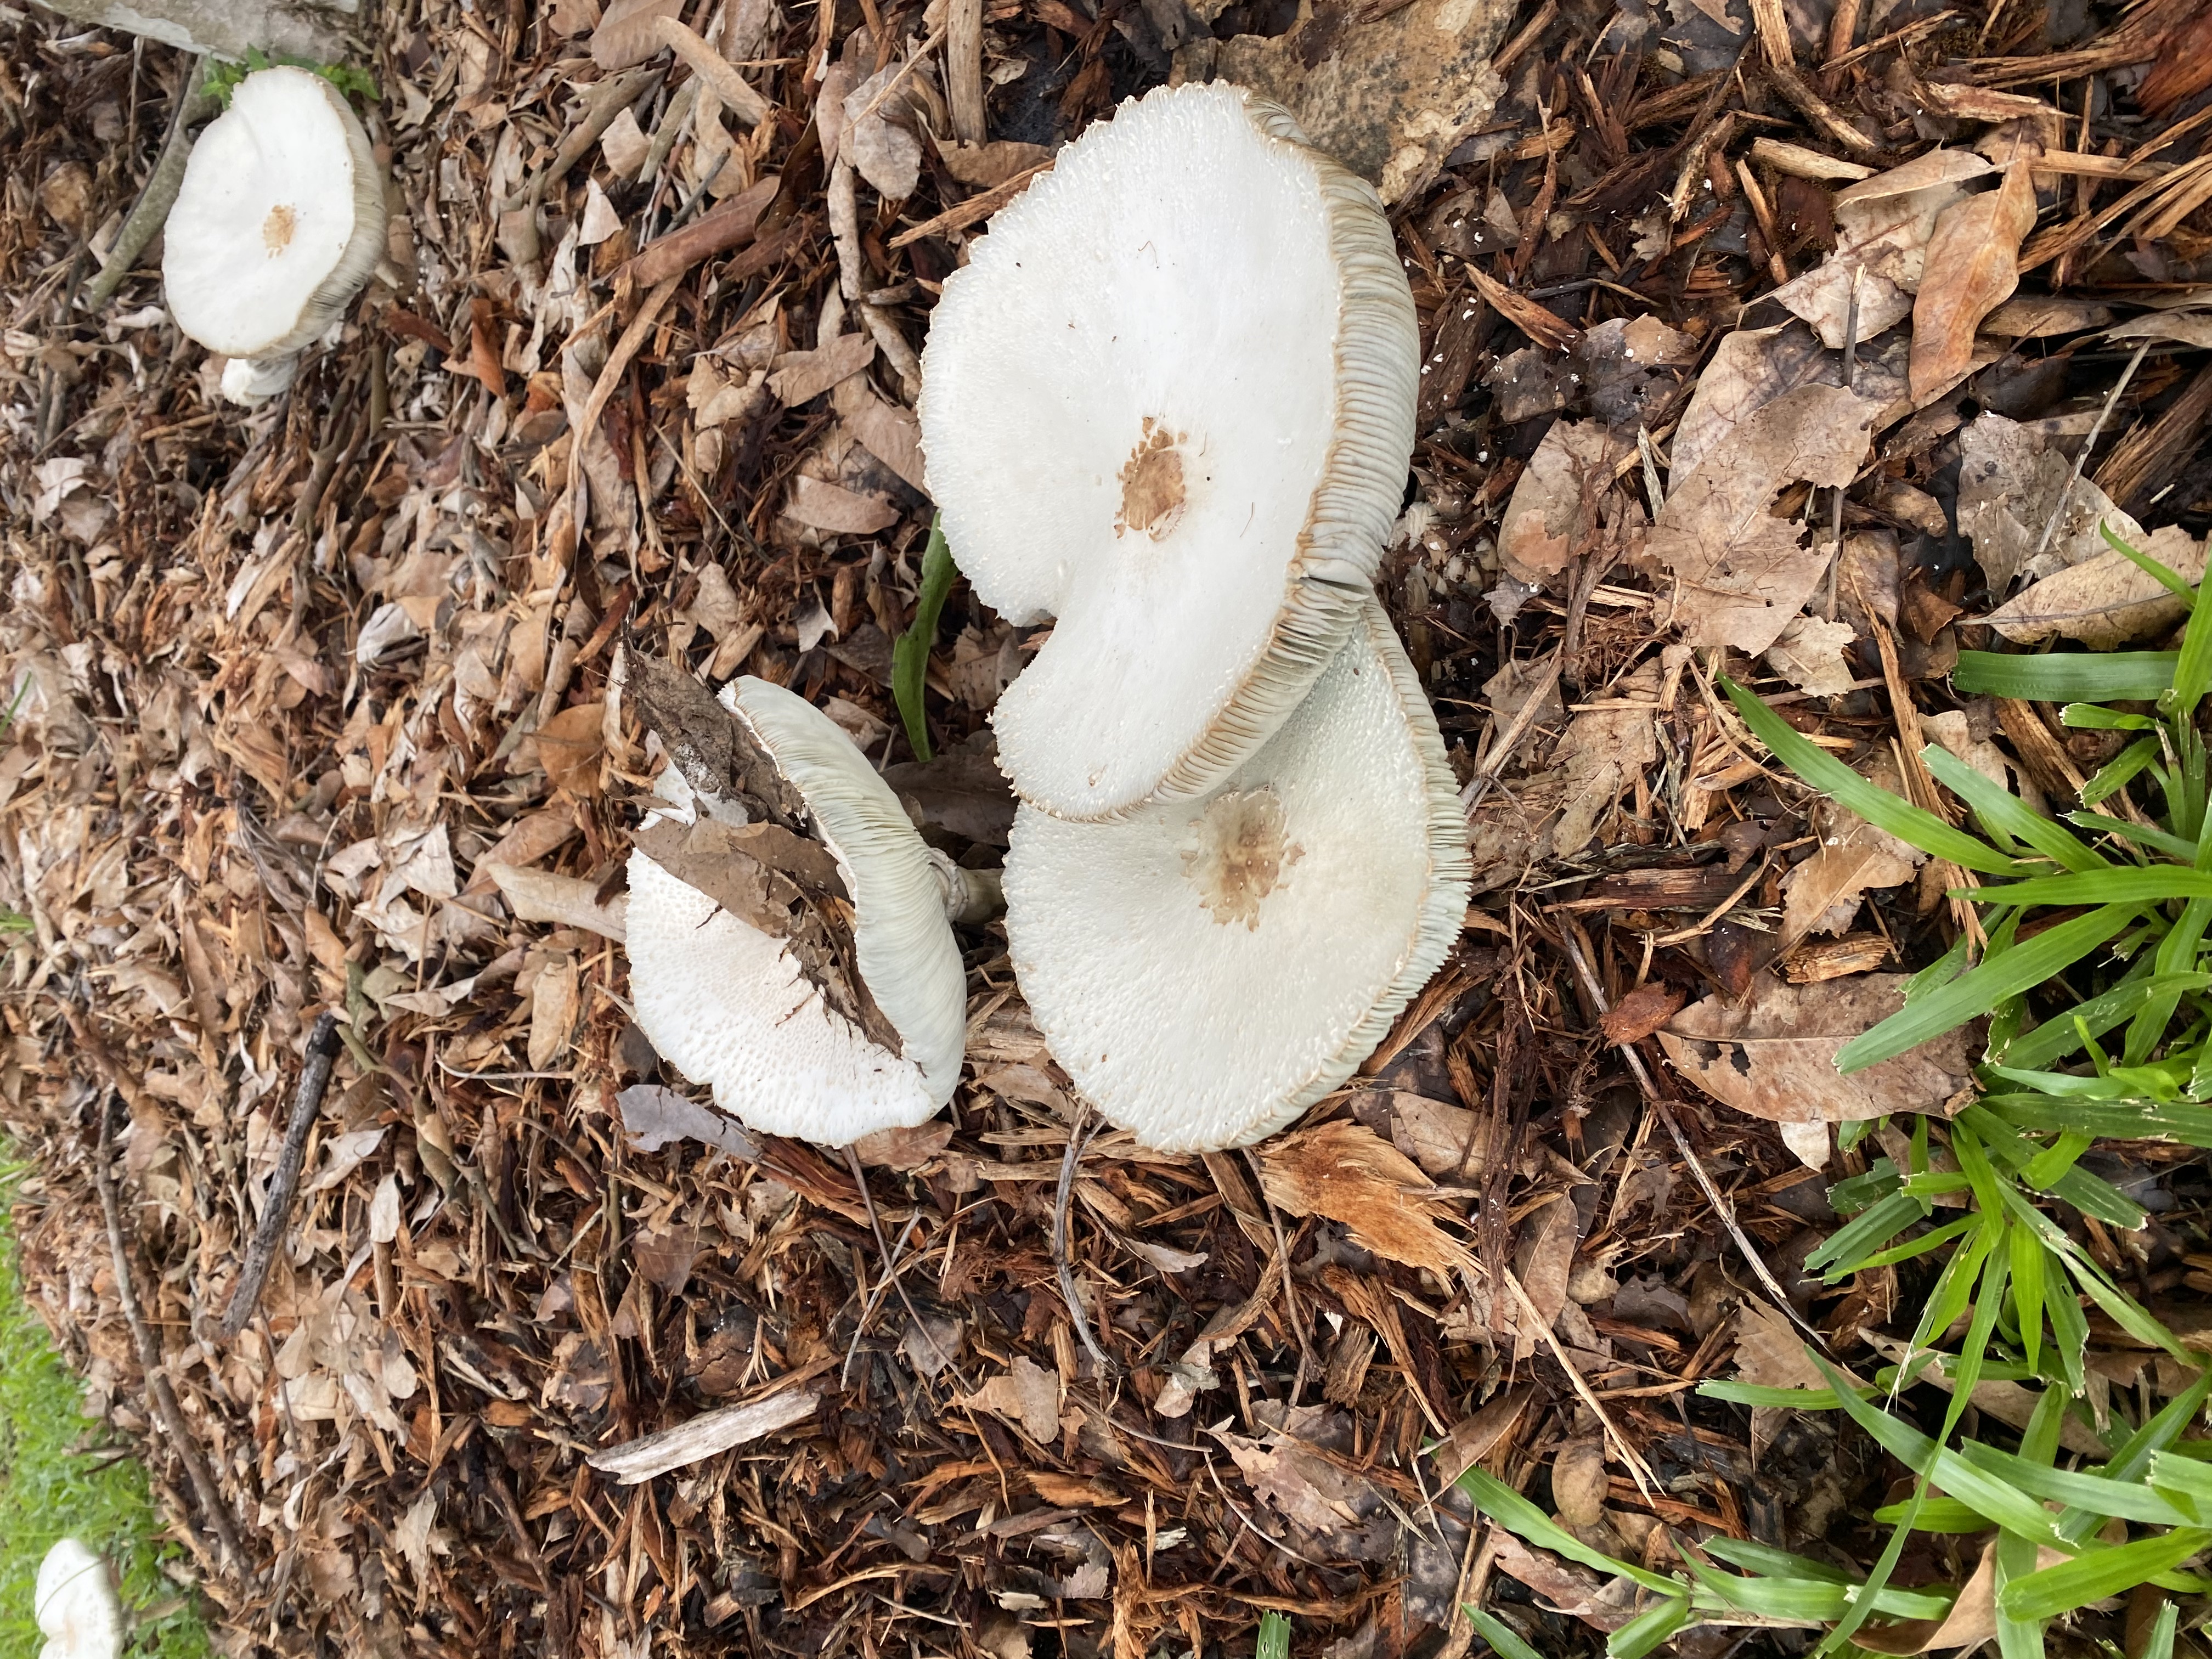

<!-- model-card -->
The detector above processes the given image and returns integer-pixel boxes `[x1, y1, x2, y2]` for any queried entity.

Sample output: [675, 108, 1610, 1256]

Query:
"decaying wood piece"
[586, 1387, 823, 1482]
[218, 1012, 342, 1339]
[31, 0, 358, 64]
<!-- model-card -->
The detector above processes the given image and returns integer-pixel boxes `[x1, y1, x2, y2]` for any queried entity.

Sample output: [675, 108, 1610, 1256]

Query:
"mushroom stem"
[927, 851, 1003, 925]
[82, 59, 216, 312]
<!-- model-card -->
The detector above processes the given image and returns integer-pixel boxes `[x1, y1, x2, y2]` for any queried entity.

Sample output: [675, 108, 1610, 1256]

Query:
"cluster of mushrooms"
[627, 82, 1470, 1156]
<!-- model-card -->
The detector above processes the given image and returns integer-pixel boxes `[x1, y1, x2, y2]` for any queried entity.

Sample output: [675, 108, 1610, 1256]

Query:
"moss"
[0, 1161, 211, 1659]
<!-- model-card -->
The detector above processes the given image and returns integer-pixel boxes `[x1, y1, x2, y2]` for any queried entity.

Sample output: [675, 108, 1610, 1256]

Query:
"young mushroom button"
[163, 66, 387, 406]
[624, 674, 970, 1147]
[1003, 597, 1471, 1153]
[917, 80, 1420, 821]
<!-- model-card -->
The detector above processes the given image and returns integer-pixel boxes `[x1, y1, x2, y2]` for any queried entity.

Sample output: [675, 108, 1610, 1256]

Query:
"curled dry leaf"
[1984, 524, 2207, 649]
[1649, 383, 1882, 655]
[1658, 973, 1978, 1125]
[1908, 163, 2038, 405]
[590, 0, 683, 68]
[957, 1355, 1061, 1444]
[1779, 750, 1925, 951]
[1256, 1119, 1469, 1276]
[1763, 613, 1860, 696]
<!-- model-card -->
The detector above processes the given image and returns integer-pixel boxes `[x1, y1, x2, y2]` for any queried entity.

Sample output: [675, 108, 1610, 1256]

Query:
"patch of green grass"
[0, 1161, 210, 1659]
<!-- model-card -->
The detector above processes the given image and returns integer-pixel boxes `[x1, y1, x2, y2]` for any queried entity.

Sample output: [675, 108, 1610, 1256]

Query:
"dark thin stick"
[218, 1014, 341, 1339]
[1242, 1145, 1316, 1406]
[83, 59, 214, 311]
[1053, 1101, 1118, 1377]
[843, 1143, 949, 1374]
[1821, 267, 1861, 622]
[2032, 337, 2152, 562]
[93, 1094, 247, 1570]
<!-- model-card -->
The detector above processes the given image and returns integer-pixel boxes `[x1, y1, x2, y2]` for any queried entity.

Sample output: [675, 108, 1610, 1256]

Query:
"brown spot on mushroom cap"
[1115, 417, 1187, 540]
[262, 202, 297, 255]
[1181, 787, 1302, 929]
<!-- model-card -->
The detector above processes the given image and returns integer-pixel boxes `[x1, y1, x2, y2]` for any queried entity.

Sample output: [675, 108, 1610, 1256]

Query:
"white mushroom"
[918, 81, 1419, 821]
[36, 1539, 122, 1659]
[1002, 597, 1470, 1152]
[625, 674, 968, 1146]
[163, 66, 386, 406]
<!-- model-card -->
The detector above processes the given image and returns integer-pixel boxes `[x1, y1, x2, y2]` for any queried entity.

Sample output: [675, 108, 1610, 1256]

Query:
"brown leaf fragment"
[1658, 972, 1978, 1126]
[1550, 1438, 1607, 1529]
[1466, 262, 1581, 353]
[614, 1084, 758, 1156]
[1909, 165, 2038, 404]
[1772, 149, 1992, 348]
[958, 1355, 1062, 1444]
[1779, 751, 1925, 950]
[590, 0, 683, 68]
[769, 332, 876, 406]
[851, 1120, 955, 1170]
[1387, 1092, 1486, 1179]
[1649, 383, 1882, 655]
[1486, 1531, 1641, 1632]
[537, 702, 606, 794]
[1256, 1120, 1469, 1275]
[1510, 1195, 1576, 1361]
[1985, 524, 2207, 649]
[1428, 1384, 1532, 1484]
[1733, 1295, 1824, 1464]
[783, 475, 900, 535]
[1498, 421, 1628, 586]
[1599, 980, 1686, 1045]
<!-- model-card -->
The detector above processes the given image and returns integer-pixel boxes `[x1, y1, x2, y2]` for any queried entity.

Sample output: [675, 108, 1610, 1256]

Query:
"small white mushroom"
[36, 1539, 122, 1659]
[163, 66, 386, 405]
[1003, 597, 1471, 1152]
[918, 81, 1419, 821]
[625, 675, 968, 1146]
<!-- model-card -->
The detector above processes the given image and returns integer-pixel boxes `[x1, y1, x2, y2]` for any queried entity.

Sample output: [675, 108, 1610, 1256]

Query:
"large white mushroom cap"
[1003, 597, 1470, 1152]
[36, 1538, 122, 1659]
[918, 81, 1419, 821]
[625, 678, 967, 1146]
[165, 66, 386, 364]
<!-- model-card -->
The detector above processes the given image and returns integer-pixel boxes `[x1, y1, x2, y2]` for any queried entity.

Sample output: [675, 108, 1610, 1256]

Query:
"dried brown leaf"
[1550, 1438, 1607, 1529]
[1598, 980, 1685, 1045]
[537, 701, 606, 794]
[1498, 420, 1627, 586]
[783, 475, 899, 534]
[1649, 383, 1881, 655]
[1909, 165, 2037, 404]
[590, 0, 683, 69]
[1256, 1120, 1468, 1275]
[1985, 524, 2207, 649]
[1658, 973, 1978, 1125]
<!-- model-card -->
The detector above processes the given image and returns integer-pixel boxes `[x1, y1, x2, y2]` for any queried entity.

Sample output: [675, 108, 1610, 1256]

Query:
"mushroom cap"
[1003, 596, 1470, 1152]
[36, 1538, 122, 1659]
[918, 81, 1418, 821]
[165, 66, 387, 362]
[624, 678, 966, 1145]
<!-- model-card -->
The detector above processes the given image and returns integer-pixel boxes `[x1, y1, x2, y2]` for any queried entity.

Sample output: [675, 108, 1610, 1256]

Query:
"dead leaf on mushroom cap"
[1256, 1120, 1469, 1276]
[1657, 973, 1979, 1125]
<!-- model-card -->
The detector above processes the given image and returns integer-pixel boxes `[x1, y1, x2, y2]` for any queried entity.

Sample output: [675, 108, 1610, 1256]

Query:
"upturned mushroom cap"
[625, 677, 967, 1145]
[918, 81, 1419, 821]
[1002, 596, 1470, 1151]
[36, 1539, 122, 1659]
[165, 66, 386, 364]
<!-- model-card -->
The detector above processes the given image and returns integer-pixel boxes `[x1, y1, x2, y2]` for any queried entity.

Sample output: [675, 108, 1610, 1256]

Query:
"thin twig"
[2031, 338, 2151, 562]
[1821, 266, 1860, 622]
[1242, 1146, 1316, 1406]
[843, 1143, 950, 1375]
[1557, 932, 1833, 1353]
[92, 1091, 248, 1570]
[1053, 1100, 1118, 1376]
[218, 1013, 341, 1339]
[84, 60, 214, 311]
[1502, 1266, 1661, 1502]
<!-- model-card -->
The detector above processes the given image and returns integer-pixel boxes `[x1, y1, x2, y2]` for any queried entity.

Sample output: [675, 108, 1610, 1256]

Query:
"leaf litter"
[3, 0, 2212, 1651]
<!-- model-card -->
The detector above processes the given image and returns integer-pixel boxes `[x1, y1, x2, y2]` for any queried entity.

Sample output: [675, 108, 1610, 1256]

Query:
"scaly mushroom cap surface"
[165, 66, 386, 362]
[918, 81, 1419, 821]
[1003, 597, 1470, 1151]
[625, 678, 966, 1145]
[36, 1539, 122, 1659]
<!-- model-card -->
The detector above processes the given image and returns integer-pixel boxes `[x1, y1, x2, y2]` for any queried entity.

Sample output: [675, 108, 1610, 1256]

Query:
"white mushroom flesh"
[36, 1538, 122, 1659]
[1003, 597, 1470, 1151]
[165, 66, 387, 362]
[623, 679, 966, 1146]
[919, 81, 1418, 820]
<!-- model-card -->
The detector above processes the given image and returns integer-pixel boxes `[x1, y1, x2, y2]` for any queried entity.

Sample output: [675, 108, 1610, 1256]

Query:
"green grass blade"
[2061, 703, 2159, 731]
[890, 515, 957, 762]
[1999, 1530, 2211, 1621]
[1807, 1190, 1923, 1275]
[1953, 1442, 2195, 1525]
[1455, 1467, 1680, 1594]
[1466, 1608, 1545, 1659]
[1994, 1531, 2049, 1659]
[1921, 743, 2106, 872]
[2010, 1217, 2046, 1375]
[1966, 867, 2212, 905]
[1953, 651, 2178, 701]
[1256, 1611, 1290, 1659]
[2167, 534, 2212, 718]
[1992, 960, 2177, 1069]
[2082, 735, 2161, 807]
[1837, 905, 2140, 1072]
[1871, 1495, 2001, 1531]
[1606, 1595, 1693, 1658]
[1721, 680, 2023, 875]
